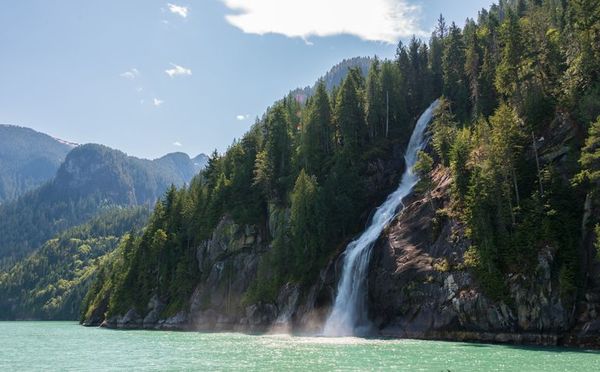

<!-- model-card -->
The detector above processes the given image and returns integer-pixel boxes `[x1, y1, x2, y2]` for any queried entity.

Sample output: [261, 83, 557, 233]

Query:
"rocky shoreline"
[83, 316, 600, 350]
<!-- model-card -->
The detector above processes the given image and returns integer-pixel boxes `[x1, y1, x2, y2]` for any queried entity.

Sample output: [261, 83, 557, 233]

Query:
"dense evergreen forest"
[83, 0, 600, 325]
[0, 207, 149, 320]
[0, 144, 206, 267]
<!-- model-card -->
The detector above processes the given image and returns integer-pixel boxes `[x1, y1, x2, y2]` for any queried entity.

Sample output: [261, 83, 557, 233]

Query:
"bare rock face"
[114, 309, 143, 329]
[95, 111, 600, 348]
[188, 216, 265, 331]
[271, 283, 301, 333]
[142, 295, 164, 329]
[366, 166, 598, 346]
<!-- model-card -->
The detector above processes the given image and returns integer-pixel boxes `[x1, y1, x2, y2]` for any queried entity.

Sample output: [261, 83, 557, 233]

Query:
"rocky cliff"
[365, 113, 600, 348]
[90, 115, 600, 349]
[93, 212, 337, 333]
[368, 167, 575, 346]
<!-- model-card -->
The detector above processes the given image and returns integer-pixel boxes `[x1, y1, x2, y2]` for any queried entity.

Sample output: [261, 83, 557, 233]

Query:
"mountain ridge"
[0, 142, 208, 264]
[0, 124, 74, 203]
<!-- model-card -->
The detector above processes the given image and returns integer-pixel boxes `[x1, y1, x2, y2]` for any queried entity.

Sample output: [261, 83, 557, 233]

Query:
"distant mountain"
[291, 56, 372, 101]
[0, 125, 75, 203]
[317, 56, 372, 92]
[192, 153, 210, 172]
[0, 143, 207, 263]
[154, 152, 209, 186]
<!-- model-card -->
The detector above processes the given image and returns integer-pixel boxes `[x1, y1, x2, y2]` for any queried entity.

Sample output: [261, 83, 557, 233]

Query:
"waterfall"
[322, 100, 439, 337]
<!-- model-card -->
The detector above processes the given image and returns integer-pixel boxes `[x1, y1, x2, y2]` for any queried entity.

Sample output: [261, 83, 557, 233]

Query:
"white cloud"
[173, 141, 183, 147]
[120, 68, 140, 80]
[153, 98, 164, 106]
[165, 63, 192, 77]
[167, 3, 189, 18]
[221, 0, 424, 44]
[236, 114, 250, 120]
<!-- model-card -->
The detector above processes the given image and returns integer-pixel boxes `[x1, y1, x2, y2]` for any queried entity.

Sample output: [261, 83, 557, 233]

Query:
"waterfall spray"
[323, 100, 439, 337]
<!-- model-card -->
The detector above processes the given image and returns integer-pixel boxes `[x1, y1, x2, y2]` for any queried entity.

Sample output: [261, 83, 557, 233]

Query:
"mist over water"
[323, 100, 439, 337]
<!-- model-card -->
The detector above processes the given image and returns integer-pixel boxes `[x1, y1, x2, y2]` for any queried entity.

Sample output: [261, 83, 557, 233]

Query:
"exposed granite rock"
[366, 166, 600, 347]
[107, 309, 143, 329]
[81, 297, 108, 327]
[143, 295, 164, 329]
[92, 112, 600, 348]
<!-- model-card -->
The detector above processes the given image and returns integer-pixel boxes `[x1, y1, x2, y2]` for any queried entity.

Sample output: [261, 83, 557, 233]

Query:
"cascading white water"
[323, 100, 439, 337]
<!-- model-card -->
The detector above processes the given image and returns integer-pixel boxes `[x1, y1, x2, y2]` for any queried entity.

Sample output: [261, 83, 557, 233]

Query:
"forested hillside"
[82, 48, 439, 321]
[0, 207, 149, 320]
[0, 125, 74, 204]
[0, 144, 206, 265]
[292, 57, 373, 100]
[82, 0, 600, 344]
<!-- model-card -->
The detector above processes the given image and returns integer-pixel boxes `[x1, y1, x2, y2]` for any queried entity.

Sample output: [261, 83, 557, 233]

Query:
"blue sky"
[0, 0, 492, 159]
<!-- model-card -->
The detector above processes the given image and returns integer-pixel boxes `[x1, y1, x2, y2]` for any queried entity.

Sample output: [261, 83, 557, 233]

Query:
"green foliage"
[0, 143, 200, 265]
[576, 86, 600, 126]
[255, 104, 293, 202]
[290, 170, 321, 281]
[0, 207, 149, 320]
[82, 0, 600, 321]
[299, 82, 333, 181]
[414, 151, 434, 194]
[431, 98, 458, 166]
[442, 23, 469, 121]
[365, 58, 384, 140]
[449, 127, 472, 205]
[576, 116, 600, 187]
[595, 224, 600, 260]
[335, 71, 366, 154]
[0, 125, 72, 203]
[495, 10, 525, 103]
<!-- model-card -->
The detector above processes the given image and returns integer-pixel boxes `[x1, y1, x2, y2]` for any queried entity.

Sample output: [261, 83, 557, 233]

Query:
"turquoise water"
[1, 322, 599, 371]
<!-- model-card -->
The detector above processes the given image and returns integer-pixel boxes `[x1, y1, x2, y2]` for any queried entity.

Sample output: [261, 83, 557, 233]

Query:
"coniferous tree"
[431, 98, 458, 166]
[380, 60, 408, 139]
[429, 32, 445, 100]
[577, 117, 600, 190]
[254, 104, 292, 201]
[335, 74, 366, 156]
[495, 9, 525, 107]
[300, 81, 332, 181]
[442, 23, 469, 121]
[464, 19, 482, 118]
[290, 170, 321, 279]
[365, 57, 384, 140]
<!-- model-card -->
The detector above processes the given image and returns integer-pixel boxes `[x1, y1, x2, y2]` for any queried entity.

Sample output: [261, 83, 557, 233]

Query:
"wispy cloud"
[221, 0, 424, 44]
[173, 141, 183, 147]
[153, 98, 164, 106]
[120, 68, 140, 80]
[236, 114, 250, 121]
[167, 3, 189, 18]
[165, 63, 192, 77]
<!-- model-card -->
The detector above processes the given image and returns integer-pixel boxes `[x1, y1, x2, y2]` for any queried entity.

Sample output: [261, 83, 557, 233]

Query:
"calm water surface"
[1, 322, 599, 371]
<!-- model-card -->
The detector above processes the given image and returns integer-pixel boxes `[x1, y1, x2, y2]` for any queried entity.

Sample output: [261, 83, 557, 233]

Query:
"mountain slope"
[0, 125, 75, 203]
[0, 207, 149, 320]
[0, 144, 206, 263]
[82, 0, 600, 348]
[291, 56, 372, 101]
